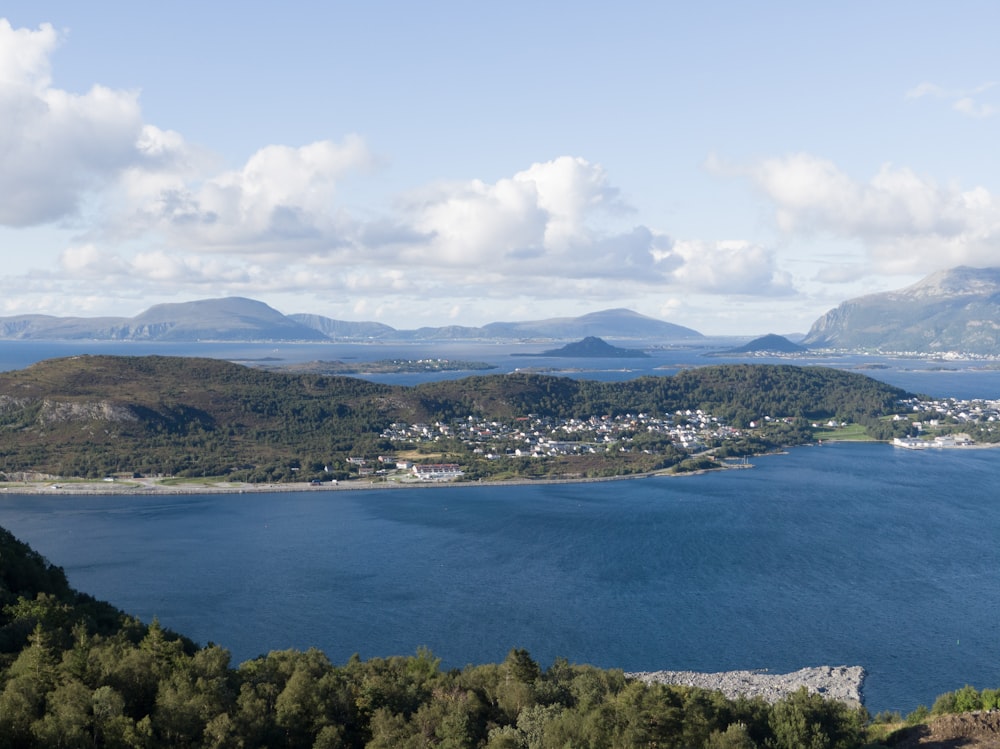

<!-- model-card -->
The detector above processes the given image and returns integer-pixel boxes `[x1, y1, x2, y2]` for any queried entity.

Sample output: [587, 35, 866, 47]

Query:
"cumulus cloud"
[662, 240, 794, 295]
[128, 135, 374, 251]
[746, 153, 1000, 274]
[63, 150, 795, 305]
[392, 156, 681, 285]
[0, 20, 147, 226]
[1, 17, 800, 318]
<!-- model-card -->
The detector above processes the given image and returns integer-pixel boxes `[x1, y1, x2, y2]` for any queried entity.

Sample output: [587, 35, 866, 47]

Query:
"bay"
[0, 442, 998, 715]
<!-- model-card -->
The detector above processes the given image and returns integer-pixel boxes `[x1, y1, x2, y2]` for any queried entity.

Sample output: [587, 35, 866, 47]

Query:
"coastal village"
[895, 395, 1000, 448]
[367, 393, 1000, 480]
[372, 409, 742, 480]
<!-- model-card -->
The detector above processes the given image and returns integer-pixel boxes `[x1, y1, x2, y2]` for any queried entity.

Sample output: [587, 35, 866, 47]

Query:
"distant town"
[355, 394, 1000, 482]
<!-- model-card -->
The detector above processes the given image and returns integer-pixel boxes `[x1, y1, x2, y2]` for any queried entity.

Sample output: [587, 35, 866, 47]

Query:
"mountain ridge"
[803, 266, 1000, 354]
[0, 298, 704, 343]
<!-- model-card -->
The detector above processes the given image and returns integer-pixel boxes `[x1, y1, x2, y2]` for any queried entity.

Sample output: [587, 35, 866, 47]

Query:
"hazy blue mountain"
[288, 313, 396, 340]
[0, 298, 328, 342]
[0, 314, 134, 340]
[803, 266, 1000, 354]
[480, 308, 702, 341]
[292, 307, 704, 342]
[126, 298, 330, 341]
[0, 299, 703, 343]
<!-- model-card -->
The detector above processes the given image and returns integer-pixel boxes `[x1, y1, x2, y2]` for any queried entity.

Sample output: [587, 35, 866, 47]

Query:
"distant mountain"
[722, 334, 808, 355]
[0, 298, 328, 342]
[287, 313, 396, 340]
[515, 336, 651, 358]
[480, 308, 702, 341]
[128, 298, 329, 341]
[804, 266, 1000, 354]
[0, 299, 702, 343]
[292, 307, 704, 342]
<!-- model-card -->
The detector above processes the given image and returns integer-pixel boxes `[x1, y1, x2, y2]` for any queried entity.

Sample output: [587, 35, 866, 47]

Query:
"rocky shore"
[627, 665, 866, 707]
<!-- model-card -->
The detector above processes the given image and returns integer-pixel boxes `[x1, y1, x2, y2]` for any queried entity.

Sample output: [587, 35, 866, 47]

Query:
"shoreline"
[8, 437, 989, 496]
[627, 665, 867, 707]
[0, 460, 757, 495]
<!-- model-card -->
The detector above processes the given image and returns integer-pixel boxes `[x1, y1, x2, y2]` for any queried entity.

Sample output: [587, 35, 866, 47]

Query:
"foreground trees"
[0, 626, 870, 749]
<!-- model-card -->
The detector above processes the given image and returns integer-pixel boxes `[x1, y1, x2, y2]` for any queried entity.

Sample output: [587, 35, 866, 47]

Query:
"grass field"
[811, 424, 876, 441]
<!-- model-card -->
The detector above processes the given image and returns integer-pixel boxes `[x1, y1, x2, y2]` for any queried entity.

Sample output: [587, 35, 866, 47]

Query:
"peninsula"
[0, 355, 928, 486]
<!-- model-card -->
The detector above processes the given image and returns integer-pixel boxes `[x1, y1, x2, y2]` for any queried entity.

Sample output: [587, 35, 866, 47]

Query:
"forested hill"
[413, 364, 909, 423]
[0, 356, 911, 480]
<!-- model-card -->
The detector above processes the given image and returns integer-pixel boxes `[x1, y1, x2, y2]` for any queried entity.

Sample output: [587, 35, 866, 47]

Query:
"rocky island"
[512, 335, 650, 358]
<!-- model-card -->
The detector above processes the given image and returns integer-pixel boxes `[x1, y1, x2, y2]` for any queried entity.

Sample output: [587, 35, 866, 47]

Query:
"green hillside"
[0, 356, 913, 482]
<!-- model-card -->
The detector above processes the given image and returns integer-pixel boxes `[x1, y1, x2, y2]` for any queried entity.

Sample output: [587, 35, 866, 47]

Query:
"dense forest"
[2, 523, 991, 749]
[0, 356, 914, 482]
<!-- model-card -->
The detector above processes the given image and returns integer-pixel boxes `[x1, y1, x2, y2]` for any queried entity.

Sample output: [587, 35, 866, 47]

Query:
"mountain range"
[0, 301, 703, 343]
[4, 266, 1000, 352]
[803, 266, 1000, 354]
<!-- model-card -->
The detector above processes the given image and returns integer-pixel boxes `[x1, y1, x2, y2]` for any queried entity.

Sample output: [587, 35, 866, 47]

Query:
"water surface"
[1, 442, 997, 714]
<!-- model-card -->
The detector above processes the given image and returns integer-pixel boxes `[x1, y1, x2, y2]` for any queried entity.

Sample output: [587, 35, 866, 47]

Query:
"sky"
[2, 2, 1000, 335]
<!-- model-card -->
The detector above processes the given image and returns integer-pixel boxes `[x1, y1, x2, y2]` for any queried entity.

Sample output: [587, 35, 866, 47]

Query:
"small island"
[512, 336, 650, 358]
[708, 333, 808, 357]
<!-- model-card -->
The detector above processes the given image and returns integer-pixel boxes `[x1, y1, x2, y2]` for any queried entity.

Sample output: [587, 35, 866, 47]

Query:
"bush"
[931, 691, 957, 715]
[953, 685, 982, 713]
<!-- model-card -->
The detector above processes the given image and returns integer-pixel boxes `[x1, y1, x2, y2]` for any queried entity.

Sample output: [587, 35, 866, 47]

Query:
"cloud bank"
[0, 18, 792, 318]
[743, 153, 1000, 277]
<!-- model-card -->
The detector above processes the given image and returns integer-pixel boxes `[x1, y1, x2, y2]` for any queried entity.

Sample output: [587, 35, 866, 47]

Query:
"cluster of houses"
[890, 395, 1000, 448]
[358, 393, 1000, 479]
[901, 395, 1000, 426]
[893, 434, 974, 449]
[379, 410, 746, 464]
[346, 455, 463, 481]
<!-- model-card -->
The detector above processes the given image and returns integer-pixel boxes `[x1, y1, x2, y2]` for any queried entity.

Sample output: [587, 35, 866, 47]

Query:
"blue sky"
[2, 2, 999, 335]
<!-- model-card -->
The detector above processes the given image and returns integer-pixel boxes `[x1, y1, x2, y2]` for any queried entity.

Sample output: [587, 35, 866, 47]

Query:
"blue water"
[0, 442, 997, 715]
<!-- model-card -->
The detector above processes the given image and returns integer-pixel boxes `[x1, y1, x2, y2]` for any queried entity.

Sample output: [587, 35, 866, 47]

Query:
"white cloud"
[395, 156, 675, 284]
[48, 150, 797, 309]
[0, 20, 146, 226]
[0, 17, 804, 324]
[813, 264, 869, 284]
[953, 97, 995, 118]
[906, 80, 997, 118]
[0, 18, 56, 90]
[59, 244, 129, 277]
[663, 240, 794, 295]
[129, 136, 373, 251]
[746, 153, 1000, 274]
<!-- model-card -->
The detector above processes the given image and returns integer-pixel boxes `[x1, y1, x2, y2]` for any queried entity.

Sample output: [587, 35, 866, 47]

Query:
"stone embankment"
[627, 666, 865, 707]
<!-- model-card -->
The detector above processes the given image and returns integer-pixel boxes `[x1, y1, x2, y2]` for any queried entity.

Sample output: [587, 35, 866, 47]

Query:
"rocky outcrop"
[34, 400, 139, 425]
[627, 665, 865, 706]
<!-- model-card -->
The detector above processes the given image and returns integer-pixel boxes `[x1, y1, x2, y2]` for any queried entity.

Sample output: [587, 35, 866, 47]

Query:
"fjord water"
[0, 442, 998, 714]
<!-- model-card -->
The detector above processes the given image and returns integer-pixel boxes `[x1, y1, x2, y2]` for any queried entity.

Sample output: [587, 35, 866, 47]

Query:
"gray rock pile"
[627, 666, 865, 706]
